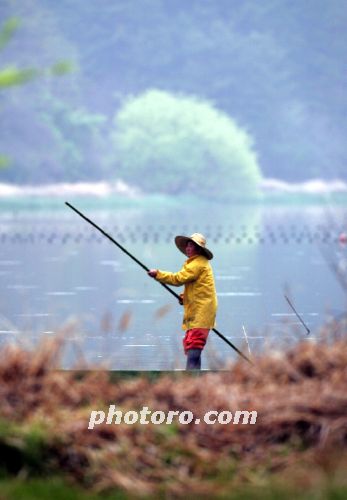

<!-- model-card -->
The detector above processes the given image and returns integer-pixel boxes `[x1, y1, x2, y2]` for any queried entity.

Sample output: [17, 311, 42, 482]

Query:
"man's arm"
[148, 261, 201, 286]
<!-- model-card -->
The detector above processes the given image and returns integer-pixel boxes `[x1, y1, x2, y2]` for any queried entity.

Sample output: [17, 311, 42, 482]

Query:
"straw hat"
[175, 233, 213, 260]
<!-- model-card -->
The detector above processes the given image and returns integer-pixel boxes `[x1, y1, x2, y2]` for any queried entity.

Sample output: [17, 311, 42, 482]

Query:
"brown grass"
[0, 317, 347, 496]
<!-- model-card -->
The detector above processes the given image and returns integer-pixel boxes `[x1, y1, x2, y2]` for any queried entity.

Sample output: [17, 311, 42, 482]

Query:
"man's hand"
[178, 293, 184, 305]
[148, 269, 158, 278]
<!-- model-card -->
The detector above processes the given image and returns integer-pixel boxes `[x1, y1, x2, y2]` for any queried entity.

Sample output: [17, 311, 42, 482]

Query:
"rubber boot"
[186, 348, 202, 370]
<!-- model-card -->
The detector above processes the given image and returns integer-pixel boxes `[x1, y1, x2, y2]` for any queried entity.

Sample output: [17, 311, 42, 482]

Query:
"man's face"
[186, 241, 198, 258]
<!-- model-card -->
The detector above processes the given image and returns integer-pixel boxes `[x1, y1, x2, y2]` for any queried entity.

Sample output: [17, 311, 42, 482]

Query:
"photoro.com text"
[88, 405, 258, 429]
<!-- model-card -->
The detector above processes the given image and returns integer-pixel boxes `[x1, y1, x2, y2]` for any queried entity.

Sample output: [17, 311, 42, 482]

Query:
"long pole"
[284, 295, 310, 335]
[65, 201, 253, 365]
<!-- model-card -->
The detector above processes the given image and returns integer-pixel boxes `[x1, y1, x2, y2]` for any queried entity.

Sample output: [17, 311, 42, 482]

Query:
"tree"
[0, 16, 72, 172]
[111, 90, 262, 200]
[0, 17, 72, 88]
[38, 94, 108, 182]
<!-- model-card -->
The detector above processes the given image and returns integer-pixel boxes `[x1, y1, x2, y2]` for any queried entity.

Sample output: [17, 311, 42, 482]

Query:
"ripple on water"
[215, 275, 242, 280]
[271, 312, 298, 317]
[7, 285, 38, 290]
[74, 286, 98, 291]
[99, 260, 120, 266]
[116, 299, 155, 304]
[123, 344, 156, 347]
[271, 312, 318, 317]
[217, 292, 262, 297]
[15, 313, 53, 317]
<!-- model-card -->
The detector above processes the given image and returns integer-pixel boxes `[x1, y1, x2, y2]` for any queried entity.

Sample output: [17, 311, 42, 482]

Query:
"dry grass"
[0, 317, 347, 497]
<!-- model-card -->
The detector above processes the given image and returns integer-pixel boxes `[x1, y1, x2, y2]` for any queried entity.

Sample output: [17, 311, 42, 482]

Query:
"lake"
[0, 199, 346, 369]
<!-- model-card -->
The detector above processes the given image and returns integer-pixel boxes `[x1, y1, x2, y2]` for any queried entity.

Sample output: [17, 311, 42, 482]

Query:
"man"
[148, 233, 217, 370]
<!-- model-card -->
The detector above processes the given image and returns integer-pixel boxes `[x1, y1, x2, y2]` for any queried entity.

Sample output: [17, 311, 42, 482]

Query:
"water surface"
[0, 201, 346, 369]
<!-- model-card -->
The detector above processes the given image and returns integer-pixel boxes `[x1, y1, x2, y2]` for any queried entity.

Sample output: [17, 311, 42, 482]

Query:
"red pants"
[183, 328, 209, 354]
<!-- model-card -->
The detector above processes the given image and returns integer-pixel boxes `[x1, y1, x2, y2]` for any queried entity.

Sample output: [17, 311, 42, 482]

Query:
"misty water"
[1, 200, 346, 370]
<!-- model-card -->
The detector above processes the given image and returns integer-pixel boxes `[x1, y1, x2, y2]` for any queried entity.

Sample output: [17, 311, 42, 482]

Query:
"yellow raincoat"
[155, 255, 218, 330]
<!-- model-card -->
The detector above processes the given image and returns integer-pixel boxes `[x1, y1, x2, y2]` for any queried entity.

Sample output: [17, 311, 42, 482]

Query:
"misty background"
[0, 0, 346, 201]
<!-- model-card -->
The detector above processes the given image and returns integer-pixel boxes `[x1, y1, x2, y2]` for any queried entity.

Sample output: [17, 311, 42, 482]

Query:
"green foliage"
[0, 12, 75, 181]
[0, 419, 49, 475]
[0, 477, 121, 500]
[37, 94, 108, 181]
[0, 18, 73, 89]
[0, 18, 38, 88]
[1, 1, 346, 185]
[49, 60, 74, 76]
[0, 477, 346, 500]
[49, 0, 347, 182]
[111, 90, 262, 200]
[0, 154, 10, 169]
[0, 17, 20, 50]
[0, 65, 38, 88]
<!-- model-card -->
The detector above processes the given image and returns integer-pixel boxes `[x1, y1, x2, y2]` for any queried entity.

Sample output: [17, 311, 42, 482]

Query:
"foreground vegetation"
[0, 317, 347, 498]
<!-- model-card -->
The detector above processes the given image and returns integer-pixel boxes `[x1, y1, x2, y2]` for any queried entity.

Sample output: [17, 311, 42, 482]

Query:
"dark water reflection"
[0, 202, 346, 369]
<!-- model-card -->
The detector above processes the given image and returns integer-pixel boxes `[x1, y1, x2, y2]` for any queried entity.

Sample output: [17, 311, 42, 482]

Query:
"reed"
[0, 317, 346, 497]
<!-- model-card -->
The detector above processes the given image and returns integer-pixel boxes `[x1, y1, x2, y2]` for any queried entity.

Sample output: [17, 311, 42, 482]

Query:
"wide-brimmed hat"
[175, 233, 213, 260]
